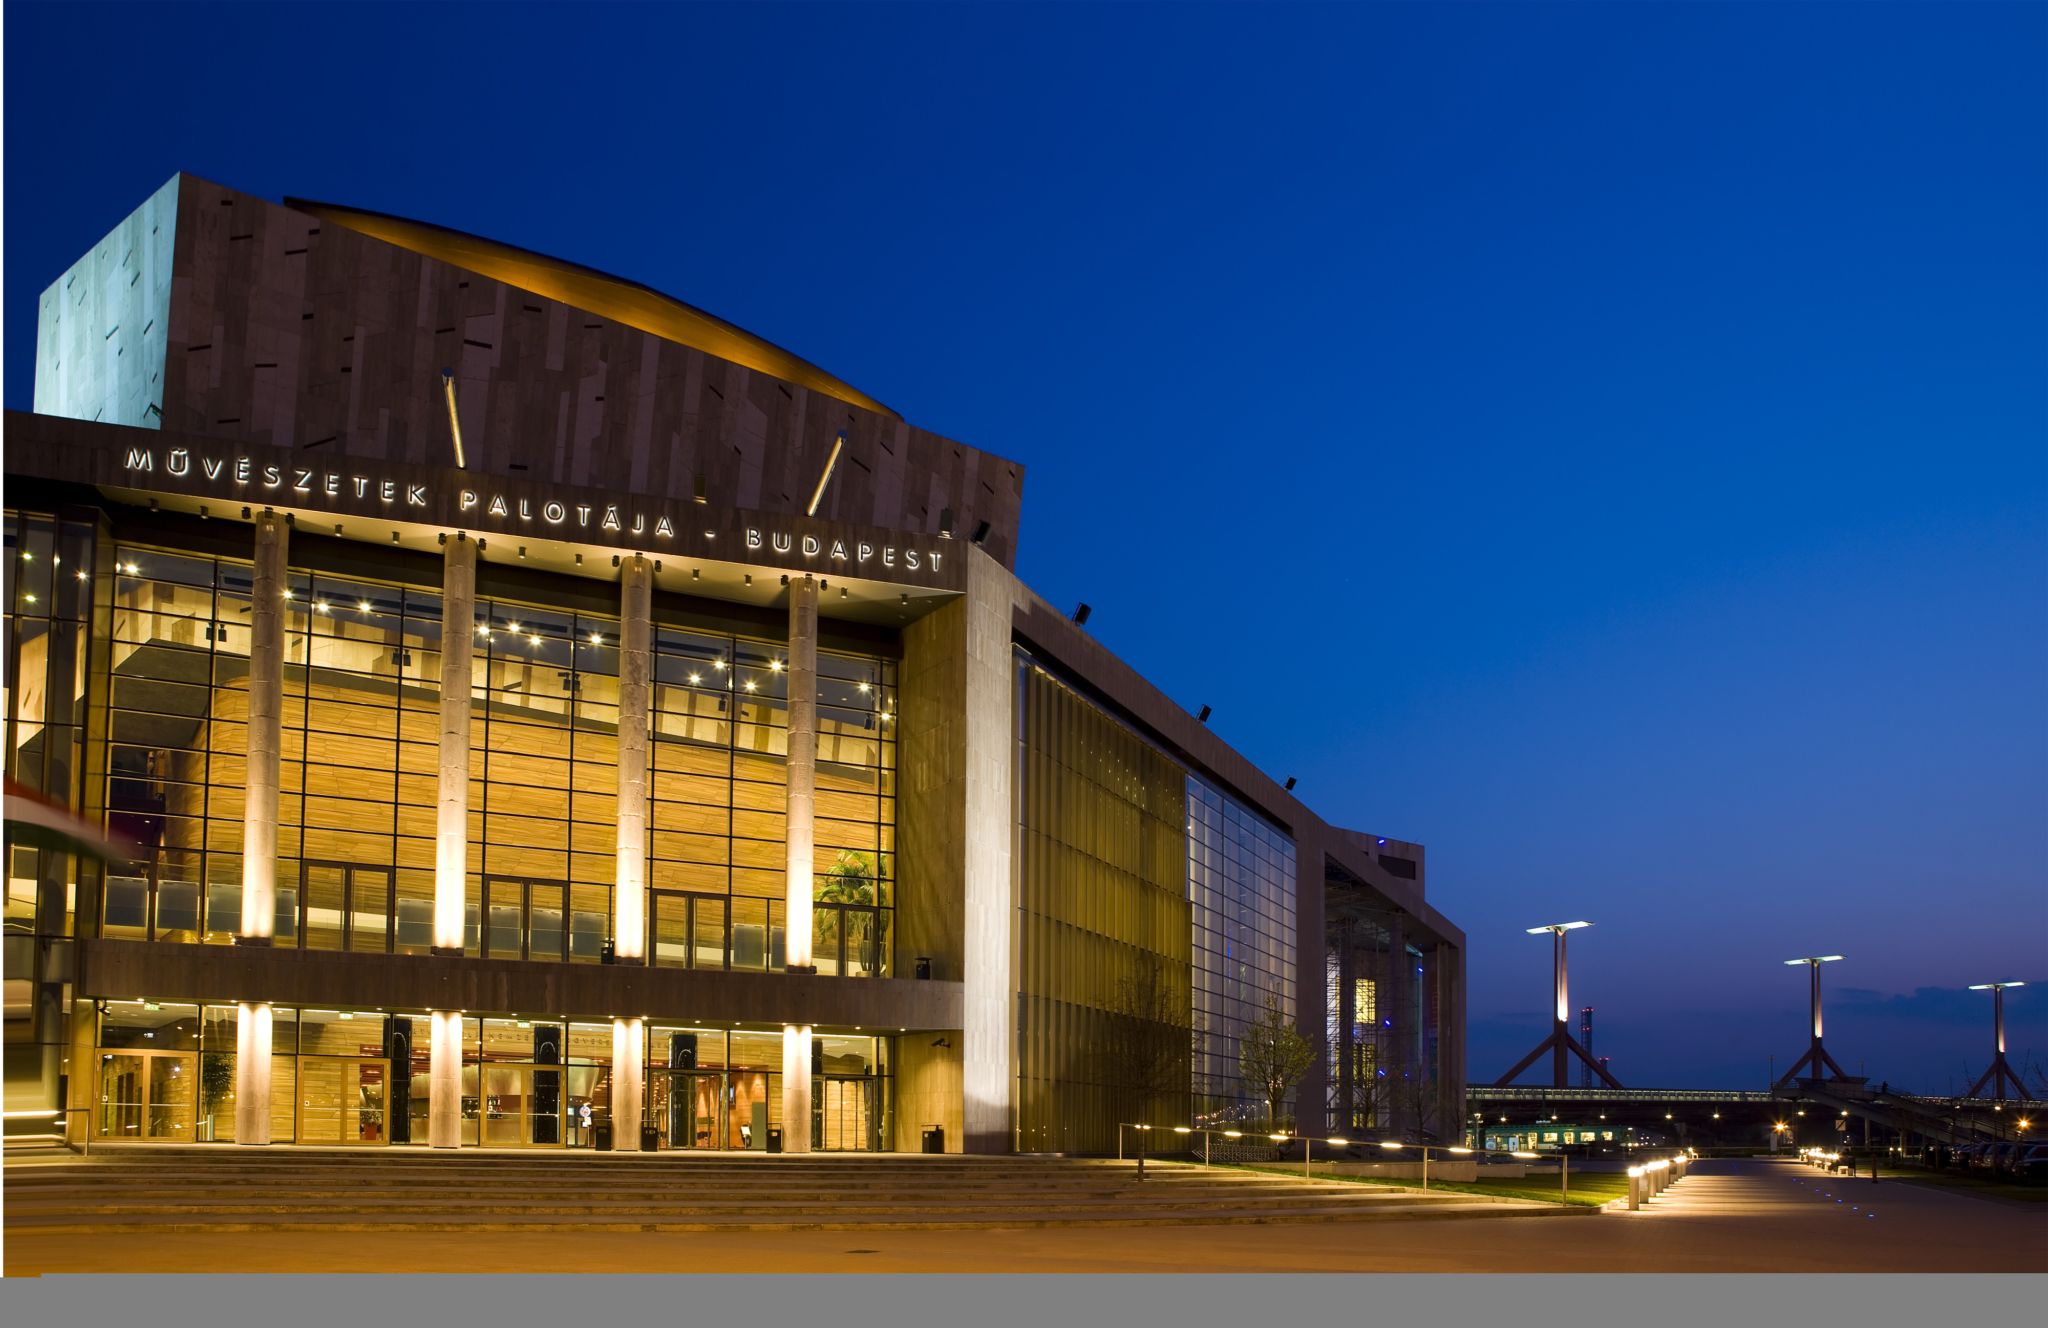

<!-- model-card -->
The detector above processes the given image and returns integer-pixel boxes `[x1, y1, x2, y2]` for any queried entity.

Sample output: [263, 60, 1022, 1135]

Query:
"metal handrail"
[1115, 1122, 1580, 1195]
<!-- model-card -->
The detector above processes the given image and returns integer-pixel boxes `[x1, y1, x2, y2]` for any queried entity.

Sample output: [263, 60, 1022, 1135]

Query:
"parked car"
[2014, 1144, 2048, 1182]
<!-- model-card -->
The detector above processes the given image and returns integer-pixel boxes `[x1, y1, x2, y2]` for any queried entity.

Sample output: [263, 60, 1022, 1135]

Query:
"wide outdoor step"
[5, 1150, 1565, 1234]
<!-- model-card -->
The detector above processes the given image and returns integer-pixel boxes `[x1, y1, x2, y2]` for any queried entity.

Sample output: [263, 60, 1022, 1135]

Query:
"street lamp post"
[1964, 983, 2034, 1102]
[1494, 921, 1624, 1089]
[1774, 955, 1849, 1089]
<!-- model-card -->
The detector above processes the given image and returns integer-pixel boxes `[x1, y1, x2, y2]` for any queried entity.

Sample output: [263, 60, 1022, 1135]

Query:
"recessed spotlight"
[589, 632, 603, 645]
[359, 599, 373, 614]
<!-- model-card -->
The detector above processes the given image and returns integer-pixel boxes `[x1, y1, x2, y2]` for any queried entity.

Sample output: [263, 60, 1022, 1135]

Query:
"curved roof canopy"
[288, 197, 897, 419]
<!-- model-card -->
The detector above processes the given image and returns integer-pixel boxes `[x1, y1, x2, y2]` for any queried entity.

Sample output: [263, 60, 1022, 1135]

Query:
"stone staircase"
[4, 1147, 1579, 1233]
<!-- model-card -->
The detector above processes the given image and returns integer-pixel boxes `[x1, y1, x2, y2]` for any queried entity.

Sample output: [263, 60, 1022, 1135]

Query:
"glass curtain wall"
[99, 548, 448, 950]
[1013, 653, 1190, 1155]
[473, 600, 619, 962]
[648, 631, 895, 973]
[91, 540, 897, 972]
[3, 510, 96, 1119]
[1187, 777, 1297, 1126]
[94, 1001, 889, 1149]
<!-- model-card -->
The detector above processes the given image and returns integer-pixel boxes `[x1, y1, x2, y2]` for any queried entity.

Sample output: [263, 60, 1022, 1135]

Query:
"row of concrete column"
[229, 515, 822, 1149]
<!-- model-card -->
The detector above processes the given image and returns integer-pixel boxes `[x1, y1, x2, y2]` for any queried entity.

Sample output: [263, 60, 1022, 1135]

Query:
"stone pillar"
[234, 512, 287, 1143]
[783, 1024, 814, 1154]
[433, 533, 476, 955]
[784, 575, 818, 972]
[612, 1018, 644, 1150]
[234, 1001, 272, 1145]
[429, 536, 476, 1149]
[781, 575, 818, 1153]
[429, 1010, 463, 1148]
[614, 556, 651, 961]
[239, 511, 287, 940]
[957, 551, 1016, 1152]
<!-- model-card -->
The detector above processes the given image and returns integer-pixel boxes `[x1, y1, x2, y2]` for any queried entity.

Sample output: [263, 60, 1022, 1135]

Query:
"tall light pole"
[1774, 955, 1849, 1089]
[1964, 982, 2035, 1102]
[1494, 922, 1624, 1089]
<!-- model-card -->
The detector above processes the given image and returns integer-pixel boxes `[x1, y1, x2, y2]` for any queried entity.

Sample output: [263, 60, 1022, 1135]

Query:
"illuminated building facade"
[4, 174, 1465, 1154]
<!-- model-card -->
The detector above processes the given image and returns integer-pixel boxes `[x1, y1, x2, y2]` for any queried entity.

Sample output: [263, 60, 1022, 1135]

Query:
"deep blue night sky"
[6, 3, 2043, 1092]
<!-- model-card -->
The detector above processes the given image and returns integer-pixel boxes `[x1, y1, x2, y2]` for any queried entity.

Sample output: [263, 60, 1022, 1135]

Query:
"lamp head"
[1526, 921, 1592, 935]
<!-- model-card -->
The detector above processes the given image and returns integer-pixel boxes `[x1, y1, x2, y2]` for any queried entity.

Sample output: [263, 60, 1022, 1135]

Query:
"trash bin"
[641, 1126, 660, 1152]
[767, 1127, 784, 1154]
[593, 1121, 614, 1151]
[922, 1126, 945, 1154]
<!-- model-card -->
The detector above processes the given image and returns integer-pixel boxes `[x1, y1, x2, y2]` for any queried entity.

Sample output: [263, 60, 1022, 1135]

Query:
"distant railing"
[1116, 1122, 1564, 1193]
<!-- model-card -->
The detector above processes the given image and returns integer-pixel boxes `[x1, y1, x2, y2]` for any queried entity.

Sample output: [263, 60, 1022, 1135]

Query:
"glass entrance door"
[816, 1076, 881, 1151]
[662, 1071, 726, 1149]
[96, 1050, 197, 1141]
[297, 1056, 389, 1144]
[481, 1064, 564, 1146]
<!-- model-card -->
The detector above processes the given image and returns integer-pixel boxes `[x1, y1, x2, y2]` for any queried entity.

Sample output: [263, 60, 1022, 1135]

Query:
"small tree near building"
[1240, 995, 1317, 1129]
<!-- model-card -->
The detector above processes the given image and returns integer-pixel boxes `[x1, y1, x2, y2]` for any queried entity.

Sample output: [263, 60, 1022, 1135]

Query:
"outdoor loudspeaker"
[670, 1033, 697, 1070]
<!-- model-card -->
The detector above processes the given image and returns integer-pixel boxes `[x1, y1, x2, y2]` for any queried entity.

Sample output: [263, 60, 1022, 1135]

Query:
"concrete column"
[614, 556, 652, 961]
[612, 1018, 644, 1150]
[428, 537, 476, 1149]
[958, 551, 1017, 1152]
[433, 533, 476, 954]
[240, 511, 287, 939]
[234, 512, 286, 1144]
[428, 1010, 463, 1148]
[234, 1001, 272, 1144]
[784, 575, 818, 971]
[783, 1024, 813, 1153]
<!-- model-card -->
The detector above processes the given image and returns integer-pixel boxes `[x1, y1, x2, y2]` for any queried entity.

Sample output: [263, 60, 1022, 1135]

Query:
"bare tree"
[1100, 955, 1191, 1126]
[1240, 995, 1317, 1129]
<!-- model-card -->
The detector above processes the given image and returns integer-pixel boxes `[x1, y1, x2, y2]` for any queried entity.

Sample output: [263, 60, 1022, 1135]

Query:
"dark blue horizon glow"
[5, 2, 2043, 1093]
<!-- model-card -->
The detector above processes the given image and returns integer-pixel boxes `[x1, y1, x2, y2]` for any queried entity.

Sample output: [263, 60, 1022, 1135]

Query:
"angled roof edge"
[285, 195, 900, 420]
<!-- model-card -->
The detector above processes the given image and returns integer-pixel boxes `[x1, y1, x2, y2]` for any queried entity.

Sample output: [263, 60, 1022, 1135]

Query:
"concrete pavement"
[6, 1157, 2043, 1274]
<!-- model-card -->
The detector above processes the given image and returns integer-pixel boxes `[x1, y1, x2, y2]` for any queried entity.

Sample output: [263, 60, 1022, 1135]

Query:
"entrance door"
[97, 1050, 197, 1141]
[481, 1064, 564, 1147]
[297, 1057, 389, 1144]
[663, 1071, 725, 1149]
[816, 1077, 880, 1151]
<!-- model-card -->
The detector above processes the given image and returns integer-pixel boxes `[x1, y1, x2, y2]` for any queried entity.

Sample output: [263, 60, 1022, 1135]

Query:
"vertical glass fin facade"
[1013, 656, 1190, 1154]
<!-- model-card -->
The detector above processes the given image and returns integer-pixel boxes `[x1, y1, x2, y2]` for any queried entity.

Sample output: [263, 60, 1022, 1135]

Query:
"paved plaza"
[6, 1158, 2042, 1275]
